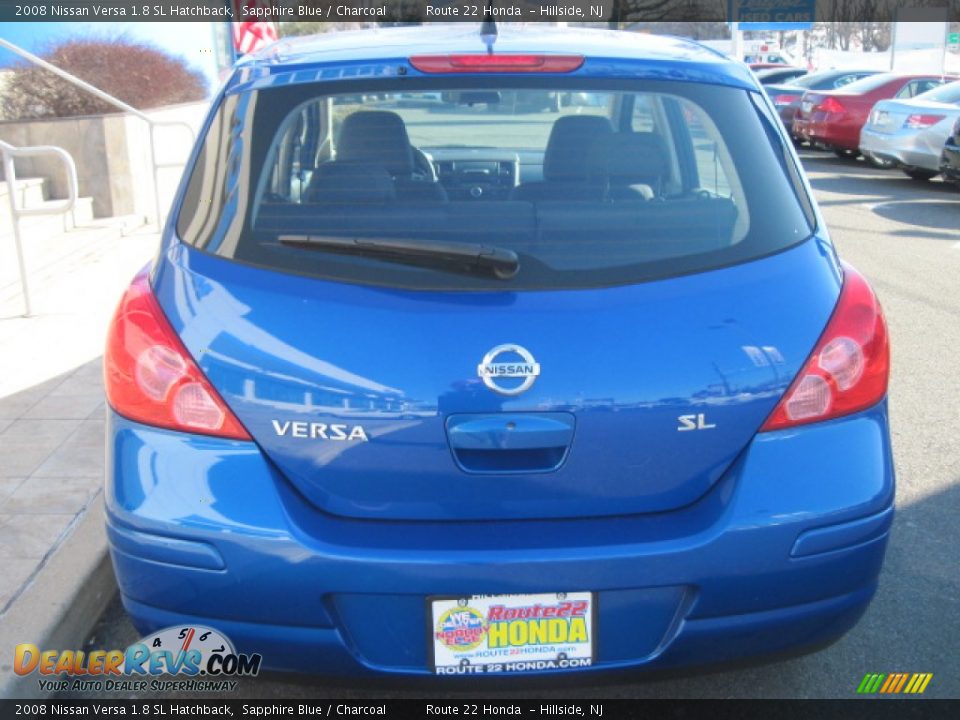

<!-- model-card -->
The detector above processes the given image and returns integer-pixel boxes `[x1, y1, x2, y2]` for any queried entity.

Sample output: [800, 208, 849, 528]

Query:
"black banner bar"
[0, 0, 958, 23]
[2, 699, 960, 720]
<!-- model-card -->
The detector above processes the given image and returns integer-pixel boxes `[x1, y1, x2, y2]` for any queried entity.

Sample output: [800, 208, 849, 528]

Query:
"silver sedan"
[860, 80, 960, 180]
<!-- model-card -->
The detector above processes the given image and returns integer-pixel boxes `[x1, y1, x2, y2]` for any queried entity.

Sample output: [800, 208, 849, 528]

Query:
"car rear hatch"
[156, 59, 838, 522]
[152, 238, 839, 522]
[865, 99, 952, 134]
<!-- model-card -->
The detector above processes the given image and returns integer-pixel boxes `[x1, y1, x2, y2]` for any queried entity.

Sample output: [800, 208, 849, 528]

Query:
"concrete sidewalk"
[0, 216, 157, 696]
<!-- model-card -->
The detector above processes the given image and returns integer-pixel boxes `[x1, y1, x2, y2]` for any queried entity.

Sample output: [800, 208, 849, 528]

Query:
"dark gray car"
[755, 66, 808, 85]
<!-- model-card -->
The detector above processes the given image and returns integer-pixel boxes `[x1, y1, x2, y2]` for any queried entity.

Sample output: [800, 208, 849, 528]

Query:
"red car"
[793, 73, 956, 157]
[748, 62, 791, 71]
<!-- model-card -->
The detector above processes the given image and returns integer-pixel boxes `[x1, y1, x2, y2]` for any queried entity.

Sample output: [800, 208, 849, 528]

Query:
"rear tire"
[902, 167, 938, 181]
[833, 148, 860, 160]
[865, 155, 896, 169]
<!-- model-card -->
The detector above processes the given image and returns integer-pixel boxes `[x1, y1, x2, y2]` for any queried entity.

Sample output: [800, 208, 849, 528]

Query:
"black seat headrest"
[543, 115, 614, 182]
[592, 133, 669, 188]
[335, 111, 415, 177]
[304, 162, 396, 204]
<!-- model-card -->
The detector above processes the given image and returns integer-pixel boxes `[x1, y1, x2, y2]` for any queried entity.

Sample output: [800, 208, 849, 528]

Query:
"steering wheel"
[411, 146, 438, 182]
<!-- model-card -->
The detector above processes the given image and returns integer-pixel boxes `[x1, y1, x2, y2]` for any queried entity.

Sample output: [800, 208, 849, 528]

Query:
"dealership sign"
[728, 0, 815, 28]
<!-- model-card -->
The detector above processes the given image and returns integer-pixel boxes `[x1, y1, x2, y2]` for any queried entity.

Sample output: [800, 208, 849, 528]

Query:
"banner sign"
[0, 699, 959, 720]
[728, 0, 816, 24]
[0, 0, 957, 23]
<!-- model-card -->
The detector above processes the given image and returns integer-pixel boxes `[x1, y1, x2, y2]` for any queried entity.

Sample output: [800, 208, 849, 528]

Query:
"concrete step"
[0, 197, 96, 240]
[0, 177, 48, 212]
[0, 213, 149, 306]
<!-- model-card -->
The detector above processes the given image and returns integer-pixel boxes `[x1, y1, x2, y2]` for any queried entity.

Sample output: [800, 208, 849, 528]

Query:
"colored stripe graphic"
[857, 672, 933, 694]
[857, 673, 885, 693]
[879, 674, 896, 693]
[906, 673, 933, 694]
[881, 673, 902, 693]
[895, 673, 910, 693]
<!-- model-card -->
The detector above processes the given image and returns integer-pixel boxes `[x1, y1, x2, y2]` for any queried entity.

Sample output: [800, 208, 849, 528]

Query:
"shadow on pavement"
[888, 229, 959, 242]
[0, 357, 106, 614]
[870, 202, 960, 233]
[808, 169, 956, 194]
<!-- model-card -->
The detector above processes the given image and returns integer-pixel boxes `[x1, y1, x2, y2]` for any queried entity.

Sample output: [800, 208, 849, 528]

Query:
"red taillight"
[409, 54, 584, 74]
[817, 97, 846, 114]
[104, 270, 251, 440]
[905, 113, 945, 129]
[773, 94, 800, 106]
[760, 264, 889, 432]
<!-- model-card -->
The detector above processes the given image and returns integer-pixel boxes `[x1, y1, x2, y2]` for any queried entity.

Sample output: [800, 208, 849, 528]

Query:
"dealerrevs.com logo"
[15, 625, 262, 693]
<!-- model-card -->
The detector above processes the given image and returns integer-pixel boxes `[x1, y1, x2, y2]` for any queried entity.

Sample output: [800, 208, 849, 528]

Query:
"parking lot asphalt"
[56, 150, 960, 700]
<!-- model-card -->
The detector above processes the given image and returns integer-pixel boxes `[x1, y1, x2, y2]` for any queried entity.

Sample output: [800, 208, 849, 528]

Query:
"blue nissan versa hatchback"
[103, 25, 894, 677]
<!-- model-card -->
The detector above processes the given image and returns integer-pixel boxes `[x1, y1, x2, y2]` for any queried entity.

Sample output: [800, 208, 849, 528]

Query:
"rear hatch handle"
[445, 413, 576, 474]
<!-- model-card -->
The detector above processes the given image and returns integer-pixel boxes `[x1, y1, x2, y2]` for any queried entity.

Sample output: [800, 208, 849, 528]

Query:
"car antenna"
[480, 0, 497, 54]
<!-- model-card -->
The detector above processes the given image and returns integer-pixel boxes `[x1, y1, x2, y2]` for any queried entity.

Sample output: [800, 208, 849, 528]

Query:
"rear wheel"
[864, 154, 895, 169]
[833, 148, 861, 160]
[901, 167, 938, 181]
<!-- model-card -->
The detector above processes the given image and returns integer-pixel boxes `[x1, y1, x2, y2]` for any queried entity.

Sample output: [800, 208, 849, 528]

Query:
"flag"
[231, 0, 279, 56]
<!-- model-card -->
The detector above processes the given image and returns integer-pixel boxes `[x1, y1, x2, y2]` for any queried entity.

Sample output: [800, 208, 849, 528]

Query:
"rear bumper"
[941, 141, 960, 181]
[801, 114, 861, 151]
[860, 127, 943, 171]
[792, 116, 810, 140]
[776, 105, 799, 134]
[105, 403, 895, 677]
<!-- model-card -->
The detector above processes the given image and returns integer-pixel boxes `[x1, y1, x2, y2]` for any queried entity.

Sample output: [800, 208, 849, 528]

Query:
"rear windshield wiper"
[278, 235, 519, 280]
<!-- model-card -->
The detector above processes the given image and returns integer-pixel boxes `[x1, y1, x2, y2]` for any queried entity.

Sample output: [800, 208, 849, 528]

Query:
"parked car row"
[761, 68, 960, 185]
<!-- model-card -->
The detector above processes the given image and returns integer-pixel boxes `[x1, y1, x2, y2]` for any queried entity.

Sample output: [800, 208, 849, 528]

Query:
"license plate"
[429, 592, 595, 675]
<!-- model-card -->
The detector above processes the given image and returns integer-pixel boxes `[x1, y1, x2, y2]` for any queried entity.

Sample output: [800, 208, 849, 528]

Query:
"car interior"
[251, 89, 746, 272]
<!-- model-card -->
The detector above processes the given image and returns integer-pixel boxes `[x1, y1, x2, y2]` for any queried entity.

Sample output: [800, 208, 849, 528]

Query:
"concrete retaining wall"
[0, 101, 209, 220]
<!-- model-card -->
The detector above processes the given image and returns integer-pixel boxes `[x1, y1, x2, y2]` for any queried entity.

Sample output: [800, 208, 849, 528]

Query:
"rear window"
[916, 80, 960, 104]
[839, 73, 898, 94]
[796, 71, 872, 90]
[177, 77, 814, 291]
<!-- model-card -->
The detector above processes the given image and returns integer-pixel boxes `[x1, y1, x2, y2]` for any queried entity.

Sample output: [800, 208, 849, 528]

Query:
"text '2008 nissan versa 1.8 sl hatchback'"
[103, 25, 893, 678]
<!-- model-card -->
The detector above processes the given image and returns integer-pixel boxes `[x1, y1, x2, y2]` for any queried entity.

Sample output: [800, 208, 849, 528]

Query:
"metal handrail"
[0, 37, 196, 229]
[1, 140, 79, 317]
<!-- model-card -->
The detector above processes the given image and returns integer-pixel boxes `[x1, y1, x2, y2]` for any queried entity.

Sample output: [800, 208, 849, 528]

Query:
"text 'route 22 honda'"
[104, 24, 894, 678]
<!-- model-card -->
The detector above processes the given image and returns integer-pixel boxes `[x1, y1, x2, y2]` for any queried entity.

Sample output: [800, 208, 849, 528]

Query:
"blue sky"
[0, 22, 226, 94]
